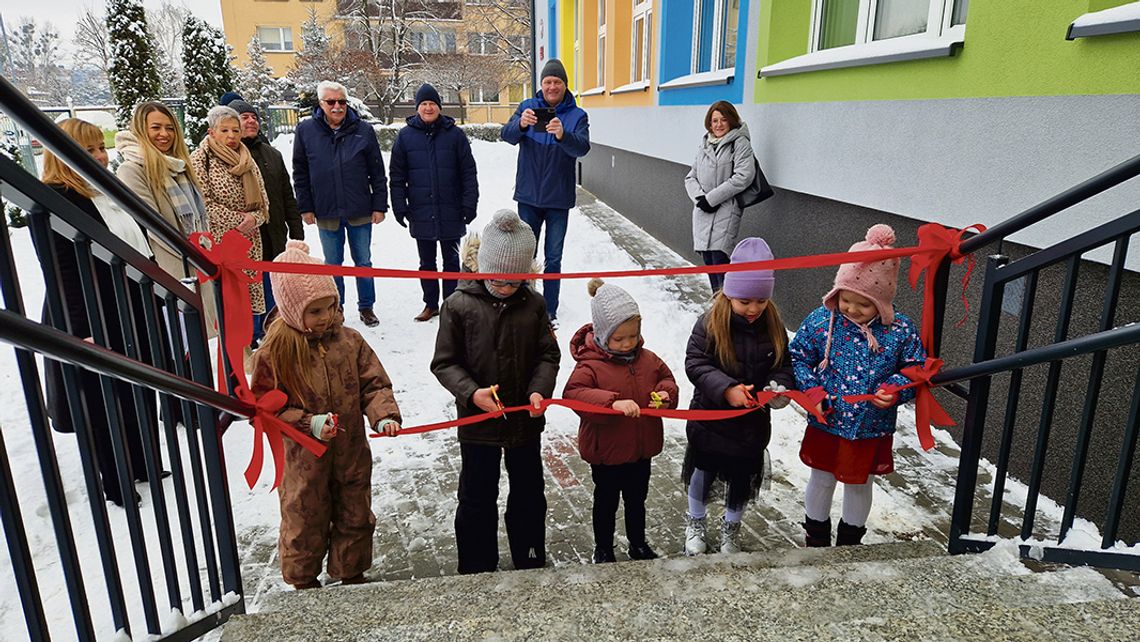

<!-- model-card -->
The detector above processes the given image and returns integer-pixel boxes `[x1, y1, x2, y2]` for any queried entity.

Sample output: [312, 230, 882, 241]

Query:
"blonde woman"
[191, 105, 270, 339]
[40, 118, 157, 506]
[115, 101, 216, 334]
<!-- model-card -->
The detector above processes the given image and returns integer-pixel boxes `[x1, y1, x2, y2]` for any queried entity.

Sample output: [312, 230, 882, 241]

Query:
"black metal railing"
[0, 75, 243, 641]
[933, 152, 1140, 571]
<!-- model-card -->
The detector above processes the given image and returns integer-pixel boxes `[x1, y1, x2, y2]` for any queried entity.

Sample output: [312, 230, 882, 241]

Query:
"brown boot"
[359, 308, 379, 327]
[413, 306, 439, 322]
[292, 579, 322, 590]
[339, 573, 367, 586]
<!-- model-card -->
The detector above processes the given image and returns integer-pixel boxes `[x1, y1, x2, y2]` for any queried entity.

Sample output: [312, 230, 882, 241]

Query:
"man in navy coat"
[293, 80, 388, 327]
[501, 59, 590, 323]
[390, 83, 479, 321]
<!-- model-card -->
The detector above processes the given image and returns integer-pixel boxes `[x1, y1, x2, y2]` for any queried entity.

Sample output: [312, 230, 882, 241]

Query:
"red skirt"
[799, 426, 894, 485]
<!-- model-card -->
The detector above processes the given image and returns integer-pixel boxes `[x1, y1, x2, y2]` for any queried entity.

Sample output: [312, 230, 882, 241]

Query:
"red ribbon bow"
[239, 388, 327, 490]
[843, 358, 953, 452]
[909, 223, 986, 351]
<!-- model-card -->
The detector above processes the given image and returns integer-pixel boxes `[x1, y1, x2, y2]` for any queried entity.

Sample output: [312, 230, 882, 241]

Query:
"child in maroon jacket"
[563, 279, 680, 563]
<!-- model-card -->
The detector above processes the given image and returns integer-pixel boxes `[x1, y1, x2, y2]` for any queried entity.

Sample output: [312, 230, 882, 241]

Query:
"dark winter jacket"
[389, 114, 479, 241]
[789, 305, 926, 440]
[292, 106, 388, 220]
[500, 90, 590, 210]
[244, 133, 303, 259]
[431, 276, 560, 448]
[685, 311, 795, 461]
[563, 324, 679, 466]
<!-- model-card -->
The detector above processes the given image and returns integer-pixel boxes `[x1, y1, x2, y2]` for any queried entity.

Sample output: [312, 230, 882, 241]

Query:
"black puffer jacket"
[244, 133, 303, 260]
[431, 276, 560, 448]
[685, 311, 794, 460]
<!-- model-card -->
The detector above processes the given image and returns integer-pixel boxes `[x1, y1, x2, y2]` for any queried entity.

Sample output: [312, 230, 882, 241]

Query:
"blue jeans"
[517, 204, 569, 317]
[417, 238, 461, 310]
[700, 250, 730, 294]
[318, 220, 375, 310]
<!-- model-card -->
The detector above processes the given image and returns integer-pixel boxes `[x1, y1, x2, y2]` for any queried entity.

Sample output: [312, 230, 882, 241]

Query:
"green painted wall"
[754, 0, 1140, 103]
[1088, 0, 1135, 12]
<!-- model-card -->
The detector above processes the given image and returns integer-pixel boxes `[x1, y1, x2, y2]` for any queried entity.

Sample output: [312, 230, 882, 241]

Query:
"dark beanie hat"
[219, 91, 244, 106]
[228, 99, 259, 119]
[415, 83, 442, 107]
[540, 58, 568, 84]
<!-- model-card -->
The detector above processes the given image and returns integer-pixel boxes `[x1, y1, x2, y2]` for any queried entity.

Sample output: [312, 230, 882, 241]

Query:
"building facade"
[218, 0, 530, 122]
[536, 0, 1140, 541]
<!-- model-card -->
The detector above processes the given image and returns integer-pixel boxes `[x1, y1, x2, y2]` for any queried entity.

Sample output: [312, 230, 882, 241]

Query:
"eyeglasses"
[488, 279, 522, 288]
[321, 99, 348, 106]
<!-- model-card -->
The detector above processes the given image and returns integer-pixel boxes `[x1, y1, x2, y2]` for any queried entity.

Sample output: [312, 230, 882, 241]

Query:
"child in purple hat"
[682, 237, 796, 555]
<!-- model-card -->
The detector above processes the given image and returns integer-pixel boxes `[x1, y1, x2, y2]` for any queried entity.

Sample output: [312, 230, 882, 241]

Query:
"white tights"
[804, 469, 874, 527]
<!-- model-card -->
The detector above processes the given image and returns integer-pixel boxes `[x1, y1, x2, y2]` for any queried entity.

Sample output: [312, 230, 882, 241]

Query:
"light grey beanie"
[588, 278, 640, 347]
[478, 209, 537, 275]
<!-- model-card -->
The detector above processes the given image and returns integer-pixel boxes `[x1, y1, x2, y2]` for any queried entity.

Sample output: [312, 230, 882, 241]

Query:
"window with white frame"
[412, 29, 457, 53]
[693, 0, 740, 74]
[468, 32, 495, 54]
[813, 0, 968, 51]
[258, 26, 295, 51]
[470, 85, 500, 103]
[631, 0, 652, 83]
[597, 0, 607, 87]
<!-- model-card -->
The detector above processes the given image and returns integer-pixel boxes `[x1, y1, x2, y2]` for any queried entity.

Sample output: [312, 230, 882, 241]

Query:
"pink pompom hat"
[822, 224, 900, 325]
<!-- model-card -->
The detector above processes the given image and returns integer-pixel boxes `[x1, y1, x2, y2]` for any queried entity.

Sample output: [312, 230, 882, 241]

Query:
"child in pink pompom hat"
[251, 240, 402, 590]
[787, 225, 927, 548]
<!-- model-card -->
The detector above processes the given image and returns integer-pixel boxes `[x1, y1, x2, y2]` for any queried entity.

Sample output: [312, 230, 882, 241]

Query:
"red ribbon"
[372, 391, 828, 438]
[238, 388, 327, 490]
[842, 358, 953, 452]
[908, 223, 986, 351]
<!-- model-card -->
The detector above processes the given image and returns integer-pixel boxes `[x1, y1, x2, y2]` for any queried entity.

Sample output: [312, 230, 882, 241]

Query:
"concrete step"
[221, 541, 1134, 641]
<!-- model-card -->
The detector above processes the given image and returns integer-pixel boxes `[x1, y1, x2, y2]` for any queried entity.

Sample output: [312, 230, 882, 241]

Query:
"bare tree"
[5, 17, 67, 102]
[466, 0, 532, 84]
[423, 52, 508, 124]
[147, 1, 190, 97]
[74, 8, 110, 77]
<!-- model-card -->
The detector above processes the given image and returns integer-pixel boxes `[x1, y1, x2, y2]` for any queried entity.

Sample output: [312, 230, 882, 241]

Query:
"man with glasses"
[293, 80, 389, 327]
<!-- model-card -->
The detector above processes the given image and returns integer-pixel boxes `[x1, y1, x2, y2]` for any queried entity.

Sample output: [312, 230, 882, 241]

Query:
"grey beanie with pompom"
[588, 278, 640, 347]
[478, 209, 537, 276]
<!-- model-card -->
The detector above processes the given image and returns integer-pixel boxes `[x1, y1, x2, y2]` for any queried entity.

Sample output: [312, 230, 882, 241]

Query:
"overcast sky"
[0, 0, 223, 48]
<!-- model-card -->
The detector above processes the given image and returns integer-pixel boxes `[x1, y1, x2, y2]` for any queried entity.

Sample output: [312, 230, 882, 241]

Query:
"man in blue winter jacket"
[293, 80, 389, 327]
[501, 58, 590, 323]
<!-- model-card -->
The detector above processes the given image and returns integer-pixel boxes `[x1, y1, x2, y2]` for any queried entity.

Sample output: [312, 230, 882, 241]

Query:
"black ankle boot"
[803, 516, 832, 547]
[593, 545, 616, 563]
[836, 520, 867, 546]
[628, 542, 658, 560]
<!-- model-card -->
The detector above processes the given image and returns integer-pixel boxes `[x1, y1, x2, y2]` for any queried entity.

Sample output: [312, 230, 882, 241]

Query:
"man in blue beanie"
[500, 58, 590, 325]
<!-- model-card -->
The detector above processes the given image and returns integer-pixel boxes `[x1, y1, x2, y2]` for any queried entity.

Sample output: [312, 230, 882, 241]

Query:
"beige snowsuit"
[250, 320, 401, 585]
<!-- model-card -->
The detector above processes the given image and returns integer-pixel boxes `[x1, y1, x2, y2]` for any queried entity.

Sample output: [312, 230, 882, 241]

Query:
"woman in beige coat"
[191, 105, 270, 340]
[115, 101, 217, 336]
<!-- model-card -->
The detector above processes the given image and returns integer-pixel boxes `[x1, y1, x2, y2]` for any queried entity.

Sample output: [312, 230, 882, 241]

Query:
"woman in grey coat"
[684, 101, 757, 294]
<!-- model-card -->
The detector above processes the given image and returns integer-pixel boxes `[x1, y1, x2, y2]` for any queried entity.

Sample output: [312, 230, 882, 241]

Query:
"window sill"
[610, 80, 649, 94]
[1067, 2, 1140, 39]
[758, 35, 963, 78]
[658, 68, 734, 90]
[580, 86, 607, 97]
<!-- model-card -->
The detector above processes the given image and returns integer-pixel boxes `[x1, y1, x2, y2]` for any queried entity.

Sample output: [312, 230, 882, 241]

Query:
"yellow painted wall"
[219, 0, 339, 77]
[580, 0, 657, 109]
[557, 1, 579, 94]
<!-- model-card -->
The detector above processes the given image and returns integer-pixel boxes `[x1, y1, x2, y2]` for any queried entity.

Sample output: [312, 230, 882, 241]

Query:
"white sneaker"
[720, 518, 742, 554]
[685, 515, 708, 556]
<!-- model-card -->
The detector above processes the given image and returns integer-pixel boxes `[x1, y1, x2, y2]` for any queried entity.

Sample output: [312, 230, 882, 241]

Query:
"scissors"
[649, 391, 664, 409]
[490, 385, 508, 420]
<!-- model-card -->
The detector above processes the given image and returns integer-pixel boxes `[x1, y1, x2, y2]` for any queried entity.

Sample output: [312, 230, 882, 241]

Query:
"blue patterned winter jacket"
[789, 305, 927, 440]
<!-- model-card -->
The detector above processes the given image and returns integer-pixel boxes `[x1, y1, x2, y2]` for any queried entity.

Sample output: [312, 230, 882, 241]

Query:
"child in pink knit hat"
[788, 225, 927, 548]
[250, 240, 403, 590]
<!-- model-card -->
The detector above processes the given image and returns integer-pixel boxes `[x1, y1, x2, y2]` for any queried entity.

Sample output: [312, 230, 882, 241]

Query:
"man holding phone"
[501, 59, 591, 324]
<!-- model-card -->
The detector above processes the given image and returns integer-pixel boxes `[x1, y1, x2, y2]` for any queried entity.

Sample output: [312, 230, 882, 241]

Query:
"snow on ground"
[0, 137, 1117, 641]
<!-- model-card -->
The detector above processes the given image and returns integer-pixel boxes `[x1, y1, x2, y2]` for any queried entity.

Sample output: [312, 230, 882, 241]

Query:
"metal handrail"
[933, 322, 1140, 387]
[958, 152, 1140, 255]
[0, 310, 245, 416]
[0, 75, 217, 278]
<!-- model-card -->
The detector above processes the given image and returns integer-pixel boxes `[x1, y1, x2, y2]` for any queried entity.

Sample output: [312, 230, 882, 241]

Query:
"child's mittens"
[763, 380, 791, 410]
[310, 413, 339, 441]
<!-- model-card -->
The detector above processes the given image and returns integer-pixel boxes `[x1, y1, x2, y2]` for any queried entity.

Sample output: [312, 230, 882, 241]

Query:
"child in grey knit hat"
[431, 209, 561, 574]
[563, 278, 679, 564]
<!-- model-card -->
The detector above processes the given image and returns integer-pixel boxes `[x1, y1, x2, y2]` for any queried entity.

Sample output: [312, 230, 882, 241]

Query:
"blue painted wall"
[549, 4, 558, 60]
[658, 0, 749, 106]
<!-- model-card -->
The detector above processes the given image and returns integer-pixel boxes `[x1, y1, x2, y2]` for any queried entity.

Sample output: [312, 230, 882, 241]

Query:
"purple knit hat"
[722, 237, 775, 300]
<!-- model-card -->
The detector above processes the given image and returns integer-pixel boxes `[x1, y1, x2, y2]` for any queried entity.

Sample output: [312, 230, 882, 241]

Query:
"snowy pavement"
[0, 138, 1116, 641]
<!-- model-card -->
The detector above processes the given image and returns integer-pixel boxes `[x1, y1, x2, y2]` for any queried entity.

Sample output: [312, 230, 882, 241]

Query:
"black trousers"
[699, 250, 730, 294]
[455, 441, 547, 574]
[590, 459, 651, 549]
[416, 238, 461, 310]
